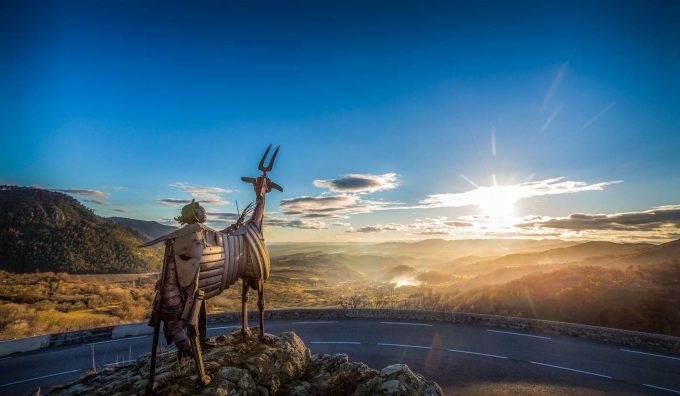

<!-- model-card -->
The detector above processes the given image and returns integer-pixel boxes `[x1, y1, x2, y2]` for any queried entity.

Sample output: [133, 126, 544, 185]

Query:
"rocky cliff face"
[49, 330, 443, 395]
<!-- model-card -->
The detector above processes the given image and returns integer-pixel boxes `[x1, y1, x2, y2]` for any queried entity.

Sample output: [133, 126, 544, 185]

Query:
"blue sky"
[1, 1, 679, 242]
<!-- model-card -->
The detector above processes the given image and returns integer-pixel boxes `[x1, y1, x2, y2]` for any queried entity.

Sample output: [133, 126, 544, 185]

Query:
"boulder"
[48, 330, 443, 396]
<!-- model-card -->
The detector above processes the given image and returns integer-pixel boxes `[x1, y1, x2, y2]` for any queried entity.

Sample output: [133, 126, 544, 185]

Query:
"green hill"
[0, 185, 162, 273]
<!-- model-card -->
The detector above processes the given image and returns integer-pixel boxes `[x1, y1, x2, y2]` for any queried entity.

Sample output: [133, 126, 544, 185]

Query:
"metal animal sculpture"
[142, 146, 282, 392]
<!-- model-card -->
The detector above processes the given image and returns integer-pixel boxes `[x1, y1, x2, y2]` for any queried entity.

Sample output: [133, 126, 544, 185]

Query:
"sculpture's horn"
[258, 145, 272, 172]
[263, 146, 279, 172]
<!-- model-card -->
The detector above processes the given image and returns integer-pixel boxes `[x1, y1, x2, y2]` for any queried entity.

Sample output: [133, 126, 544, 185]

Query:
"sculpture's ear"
[241, 177, 256, 184]
[269, 181, 283, 192]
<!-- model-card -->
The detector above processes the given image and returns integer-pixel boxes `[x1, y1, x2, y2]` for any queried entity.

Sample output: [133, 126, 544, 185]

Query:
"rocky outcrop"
[49, 330, 443, 395]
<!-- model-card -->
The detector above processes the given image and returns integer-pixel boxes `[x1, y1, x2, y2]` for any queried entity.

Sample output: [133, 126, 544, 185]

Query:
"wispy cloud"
[350, 223, 407, 233]
[101, 185, 127, 191]
[267, 217, 329, 229]
[542, 62, 568, 112]
[165, 182, 231, 206]
[583, 102, 617, 129]
[206, 212, 240, 222]
[420, 177, 621, 209]
[55, 189, 110, 197]
[157, 198, 192, 206]
[169, 182, 232, 194]
[83, 198, 112, 205]
[541, 103, 563, 131]
[314, 173, 398, 193]
[517, 205, 680, 232]
[280, 194, 396, 219]
[113, 208, 129, 213]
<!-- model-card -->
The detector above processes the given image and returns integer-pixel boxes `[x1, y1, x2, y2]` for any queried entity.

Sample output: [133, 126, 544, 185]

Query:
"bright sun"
[474, 185, 520, 220]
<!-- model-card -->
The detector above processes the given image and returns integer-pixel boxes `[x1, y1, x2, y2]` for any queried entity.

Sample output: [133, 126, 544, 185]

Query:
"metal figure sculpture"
[142, 145, 282, 393]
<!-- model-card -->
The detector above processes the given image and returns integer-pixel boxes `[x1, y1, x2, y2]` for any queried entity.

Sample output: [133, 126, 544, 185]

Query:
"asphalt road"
[1, 319, 679, 395]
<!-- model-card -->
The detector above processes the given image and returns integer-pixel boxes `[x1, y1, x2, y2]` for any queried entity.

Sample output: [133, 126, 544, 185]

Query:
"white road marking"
[88, 335, 149, 346]
[0, 368, 83, 388]
[643, 384, 680, 394]
[620, 349, 680, 361]
[208, 326, 240, 330]
[447, 348, 508, 359]
[380, 322, 433, 327]
[377, 343, 431, 349]
[292, 321, 339, 325]
[530, 361, 612, 379]
[487, 329, 551, 340]
[310, 341, 361, 345]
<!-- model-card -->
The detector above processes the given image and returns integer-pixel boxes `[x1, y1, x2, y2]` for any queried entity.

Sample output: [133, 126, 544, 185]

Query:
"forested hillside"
[0, 186, 162, 273]
[450, 262, 680, 335]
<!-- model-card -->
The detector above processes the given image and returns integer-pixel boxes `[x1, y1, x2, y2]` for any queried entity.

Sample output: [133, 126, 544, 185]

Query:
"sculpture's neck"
[250, 193, 266, 233]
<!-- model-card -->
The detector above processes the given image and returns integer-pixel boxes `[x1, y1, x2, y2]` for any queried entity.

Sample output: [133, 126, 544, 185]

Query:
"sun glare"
[474, 185, 520, 221]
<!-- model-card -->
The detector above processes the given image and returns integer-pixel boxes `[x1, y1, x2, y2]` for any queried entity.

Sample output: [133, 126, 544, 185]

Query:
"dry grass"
[0, 271, 155, 340]
[0, 270, 360, 340]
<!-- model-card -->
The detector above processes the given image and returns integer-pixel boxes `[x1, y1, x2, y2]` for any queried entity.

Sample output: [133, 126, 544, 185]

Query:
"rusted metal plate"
[203, 245, 223, 255]
[200, 260, 223, 272]
[244, 222, 270, 280]
[200, 252, 225, 263]
[221, 235, 233, 292]
[173, 229, 204, 288]
[199, 266, 224, 279]
[204, 287, 222, 299]
[198, 274, 222, 288]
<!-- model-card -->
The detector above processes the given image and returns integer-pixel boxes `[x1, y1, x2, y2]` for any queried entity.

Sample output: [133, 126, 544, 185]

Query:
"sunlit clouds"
[420, 177, 621, 211]
[313, 173, 399, 193]
[518, 205, 680, 235]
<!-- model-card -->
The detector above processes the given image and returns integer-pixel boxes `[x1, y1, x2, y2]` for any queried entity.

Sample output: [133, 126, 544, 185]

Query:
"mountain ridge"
[0, 186, 162, 273]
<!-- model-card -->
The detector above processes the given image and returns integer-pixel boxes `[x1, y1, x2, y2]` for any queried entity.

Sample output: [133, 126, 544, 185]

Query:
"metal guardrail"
[2, 308, 679, 357]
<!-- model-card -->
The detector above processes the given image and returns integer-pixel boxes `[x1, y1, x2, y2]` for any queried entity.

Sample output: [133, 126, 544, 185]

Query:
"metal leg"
[199, 301, 207, 343]
[146, 313, 161, 394]
[147, 241, 172, 394]
[241, 280, 250, 337]
[257, 281, 266, 342]
[188, 291, 211, 386]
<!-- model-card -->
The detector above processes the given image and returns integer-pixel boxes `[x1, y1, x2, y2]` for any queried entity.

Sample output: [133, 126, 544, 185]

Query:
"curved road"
[1, 319, 679, 395]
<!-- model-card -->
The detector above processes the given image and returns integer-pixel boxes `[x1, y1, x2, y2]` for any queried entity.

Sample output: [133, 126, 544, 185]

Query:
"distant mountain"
[0, 186, 162, 273]
[109, 217, 177, 241]
[451, 262, 680, 336]
[450, 241, 654, 276]
[619, 239, 680, 266]
[270, 252, 366, 284]
[381, 238, 576, 260]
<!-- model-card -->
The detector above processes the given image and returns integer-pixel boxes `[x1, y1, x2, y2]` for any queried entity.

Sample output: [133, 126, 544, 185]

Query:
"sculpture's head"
[241, 145, 283, 196]
[174, 199, 207, 225]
